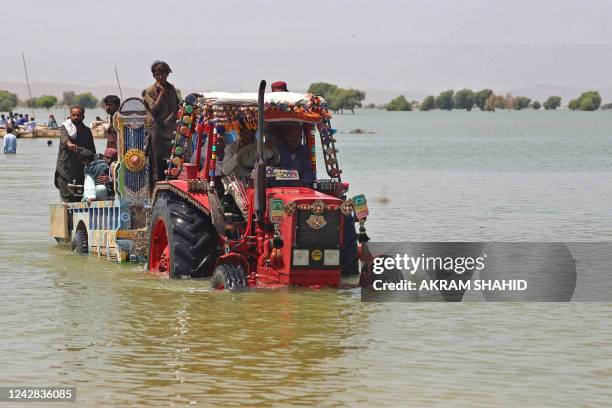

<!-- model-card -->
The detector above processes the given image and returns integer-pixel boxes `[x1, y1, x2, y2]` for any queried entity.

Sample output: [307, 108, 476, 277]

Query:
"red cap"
[271, 81, 288, 92]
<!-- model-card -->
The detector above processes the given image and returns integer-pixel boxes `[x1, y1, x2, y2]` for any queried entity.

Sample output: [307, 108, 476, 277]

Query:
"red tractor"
[147, 81, 374, 289]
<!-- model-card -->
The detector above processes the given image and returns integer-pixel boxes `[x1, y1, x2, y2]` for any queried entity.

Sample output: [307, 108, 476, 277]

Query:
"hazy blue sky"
[5, 0, 612, 54]
[2, 0, 612, 101]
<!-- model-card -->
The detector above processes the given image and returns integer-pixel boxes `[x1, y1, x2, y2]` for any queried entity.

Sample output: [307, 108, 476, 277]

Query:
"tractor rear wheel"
[148, 192, 217, 278]
[212, 264, 248, 290]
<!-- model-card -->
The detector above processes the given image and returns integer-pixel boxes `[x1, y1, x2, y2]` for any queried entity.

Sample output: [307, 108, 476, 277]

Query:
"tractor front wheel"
[212, 264, 248, 290]
[148, 192, 217, 278]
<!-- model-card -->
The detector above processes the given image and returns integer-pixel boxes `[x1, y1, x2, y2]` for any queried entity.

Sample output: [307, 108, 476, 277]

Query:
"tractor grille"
[295, 209, 341, 249]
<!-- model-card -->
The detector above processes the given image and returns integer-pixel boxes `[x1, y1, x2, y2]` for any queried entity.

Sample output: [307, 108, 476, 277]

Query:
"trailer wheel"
[72, 228, 88, 254]
[148, 192, 217, 278]
[212, 264, 247, 290]
[341, 215, 359, 276]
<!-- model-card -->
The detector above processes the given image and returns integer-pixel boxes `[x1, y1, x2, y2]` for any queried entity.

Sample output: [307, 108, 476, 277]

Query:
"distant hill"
[2, 43, 612, 104]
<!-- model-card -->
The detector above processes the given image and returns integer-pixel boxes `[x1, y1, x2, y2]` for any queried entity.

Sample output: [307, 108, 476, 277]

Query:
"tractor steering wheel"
[235, 143, 280, 176]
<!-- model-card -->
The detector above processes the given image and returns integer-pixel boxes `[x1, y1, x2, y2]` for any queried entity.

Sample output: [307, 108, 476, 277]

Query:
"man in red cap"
[271, 81, 289, 92]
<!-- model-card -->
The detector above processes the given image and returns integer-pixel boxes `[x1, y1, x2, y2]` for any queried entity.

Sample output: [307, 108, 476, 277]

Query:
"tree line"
[382, 90, 606, 112]
[0, 90, 100, 112]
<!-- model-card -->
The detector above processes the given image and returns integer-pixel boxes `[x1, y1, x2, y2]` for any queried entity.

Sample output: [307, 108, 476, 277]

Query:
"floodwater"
[1, 110, 611, 407]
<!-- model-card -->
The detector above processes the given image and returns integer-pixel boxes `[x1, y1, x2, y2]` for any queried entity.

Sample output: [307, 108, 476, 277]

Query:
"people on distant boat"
[47, 114, 58, 129]
[271, 81, 289, 92]
[24, 117, 36, 133]
[79, 149, 111, 204]
[3, 125, 17, 154]
[143, 60, 180, 182]
[274, 123, 313, 185]
[54, 106, 96, 202]
[90, 116, 105, 129]
[103, 95, 121, 149]
[15, 114, 27, 127]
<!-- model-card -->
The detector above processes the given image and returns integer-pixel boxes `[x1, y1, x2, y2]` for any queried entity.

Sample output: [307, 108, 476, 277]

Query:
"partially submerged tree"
[307, 83, 365, 114]
[454, 89, 475, 111]
[434, 90, 455, 110]
[419, 96, 435, 111]
[386, 95, 412, 111]
[73, 92, 99, 109]
[0, 90, 18, 112]
[568, 91, 601, 111]
[475, 89, 494, 111]
[36, 95, 58, 110]
[543, 96, 561, 110]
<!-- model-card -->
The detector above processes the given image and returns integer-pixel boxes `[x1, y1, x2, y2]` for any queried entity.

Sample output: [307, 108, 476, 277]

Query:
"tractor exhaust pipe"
[254, 80, 267, 225]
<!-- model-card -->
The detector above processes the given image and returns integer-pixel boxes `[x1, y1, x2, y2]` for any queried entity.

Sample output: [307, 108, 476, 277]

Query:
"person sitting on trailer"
[274, 122, 313, 185]
[79, 149, 112, 204]
[54, 106, 96, 202]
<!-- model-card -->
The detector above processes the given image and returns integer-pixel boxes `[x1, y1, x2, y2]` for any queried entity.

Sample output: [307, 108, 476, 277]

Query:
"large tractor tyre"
[211, 264, 248, 291]
[72, 228, 88, 254]
[341, 215, 359, 276]
[148, 192, 218, 278]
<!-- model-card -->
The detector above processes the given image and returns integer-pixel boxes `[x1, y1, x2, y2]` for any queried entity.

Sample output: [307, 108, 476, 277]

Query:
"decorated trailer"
[49, 98, 151, 261]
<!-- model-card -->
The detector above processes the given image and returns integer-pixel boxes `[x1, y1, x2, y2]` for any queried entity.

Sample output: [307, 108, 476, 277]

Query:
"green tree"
[454, 89, 475, 111]
[36, 95, 58, 110]
[307, 83, 364, 113]
[434, 90, 454, 110]
[419, 96, 435, 111]
[543, 96, 561, 110]
[307, 82, 339, 100]
[0, 90, 19, 112]
[475, 89, 494, 110]
[531, 101, 542, 110]
[514, 96, 532, 110]
[386, 95, 412, 111]
[573, 91, 602, 111]
[62, 90, 76, 106]
[74, 92, 99, 109]
[568, 99, 580, 110]
[334, 88, 365, 113]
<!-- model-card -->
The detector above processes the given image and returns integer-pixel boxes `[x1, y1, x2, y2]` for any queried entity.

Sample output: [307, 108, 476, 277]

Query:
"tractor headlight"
[293, 249, 310, 266]
[324, 249, 340, 266]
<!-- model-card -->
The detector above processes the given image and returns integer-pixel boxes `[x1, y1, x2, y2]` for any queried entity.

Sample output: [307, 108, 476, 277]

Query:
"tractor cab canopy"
[195, 91, 331, 123]
[182, 91, 342, 185]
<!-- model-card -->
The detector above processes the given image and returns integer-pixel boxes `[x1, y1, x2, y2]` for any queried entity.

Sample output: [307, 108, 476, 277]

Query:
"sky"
[2, 0, 612, 102]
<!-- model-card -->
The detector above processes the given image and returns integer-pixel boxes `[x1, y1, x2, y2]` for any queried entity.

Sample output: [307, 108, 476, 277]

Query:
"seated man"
[275, 123, 313, 185]
[79, 149, 112, 204]
[221, 127, 279, 217]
